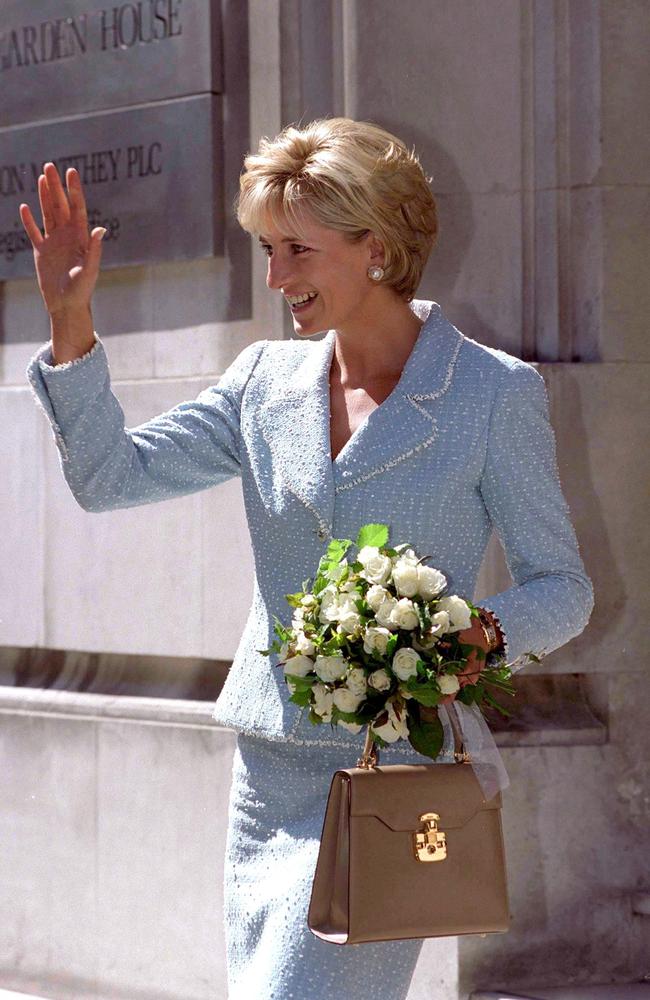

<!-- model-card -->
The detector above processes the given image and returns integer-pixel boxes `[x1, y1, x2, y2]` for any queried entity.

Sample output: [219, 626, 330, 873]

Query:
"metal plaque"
[0, 0, 223, 127]
[0, 96, 223, 279]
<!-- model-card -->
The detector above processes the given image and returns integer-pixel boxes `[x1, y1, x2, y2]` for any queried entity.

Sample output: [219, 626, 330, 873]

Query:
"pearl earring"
[368, 266, 385, 281]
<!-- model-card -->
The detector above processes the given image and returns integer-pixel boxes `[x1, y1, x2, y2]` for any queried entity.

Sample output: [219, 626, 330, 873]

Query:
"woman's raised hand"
[19, 164, 105, 319]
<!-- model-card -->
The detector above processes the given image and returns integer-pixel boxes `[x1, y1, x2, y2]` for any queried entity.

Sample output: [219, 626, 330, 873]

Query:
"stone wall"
[1, 1, 648, 997]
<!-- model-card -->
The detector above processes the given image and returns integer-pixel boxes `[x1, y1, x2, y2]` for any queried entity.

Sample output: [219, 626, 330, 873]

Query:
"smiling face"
[259, 209, 387, 337]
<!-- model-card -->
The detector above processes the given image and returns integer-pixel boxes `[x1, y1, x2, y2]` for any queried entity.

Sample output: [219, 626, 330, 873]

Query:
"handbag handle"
[356, 706, 472, 769]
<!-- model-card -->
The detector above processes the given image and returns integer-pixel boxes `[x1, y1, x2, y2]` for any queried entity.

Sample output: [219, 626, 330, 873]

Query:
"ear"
[366, 231, 385, 267]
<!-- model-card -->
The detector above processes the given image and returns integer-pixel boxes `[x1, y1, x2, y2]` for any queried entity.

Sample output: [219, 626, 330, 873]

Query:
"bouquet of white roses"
[259, 523, 518, 760]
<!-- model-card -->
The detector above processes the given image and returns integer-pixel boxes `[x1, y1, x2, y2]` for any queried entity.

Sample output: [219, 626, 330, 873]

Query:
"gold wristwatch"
[477, 608, 505, 654]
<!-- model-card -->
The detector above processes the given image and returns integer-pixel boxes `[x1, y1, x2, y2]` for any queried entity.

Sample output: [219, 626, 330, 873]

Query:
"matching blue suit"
[26, 297, 594, 998]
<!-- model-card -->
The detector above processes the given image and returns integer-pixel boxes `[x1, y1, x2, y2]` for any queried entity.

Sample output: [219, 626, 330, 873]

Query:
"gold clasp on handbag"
[413, 812, 447, 862]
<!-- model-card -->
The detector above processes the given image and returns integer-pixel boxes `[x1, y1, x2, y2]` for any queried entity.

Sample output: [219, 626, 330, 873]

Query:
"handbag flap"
[338, 763, 502, 832]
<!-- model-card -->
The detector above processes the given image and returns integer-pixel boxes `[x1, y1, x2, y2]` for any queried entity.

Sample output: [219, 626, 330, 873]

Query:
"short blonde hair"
[235, 117, 438, 301]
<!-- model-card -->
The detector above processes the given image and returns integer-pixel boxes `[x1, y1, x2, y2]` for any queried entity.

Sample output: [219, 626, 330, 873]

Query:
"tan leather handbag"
[308, 720, 510, 945]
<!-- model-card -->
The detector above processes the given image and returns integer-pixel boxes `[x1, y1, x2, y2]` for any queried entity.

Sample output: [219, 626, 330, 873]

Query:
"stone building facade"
[1, 2, 648, 998]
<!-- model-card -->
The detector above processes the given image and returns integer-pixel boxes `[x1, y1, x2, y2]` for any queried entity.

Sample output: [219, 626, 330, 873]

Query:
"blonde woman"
[22, 118, 593, 999]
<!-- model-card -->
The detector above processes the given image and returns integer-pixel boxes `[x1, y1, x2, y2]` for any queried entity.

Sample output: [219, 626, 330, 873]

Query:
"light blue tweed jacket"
[26, 298, 594, 755]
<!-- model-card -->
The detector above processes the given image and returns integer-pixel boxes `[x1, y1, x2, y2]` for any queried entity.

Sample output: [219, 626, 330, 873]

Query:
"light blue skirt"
[223, 732, 426, 1000]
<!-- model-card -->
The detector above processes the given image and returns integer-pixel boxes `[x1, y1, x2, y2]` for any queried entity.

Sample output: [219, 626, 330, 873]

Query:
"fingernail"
[96, 227, 107, 240]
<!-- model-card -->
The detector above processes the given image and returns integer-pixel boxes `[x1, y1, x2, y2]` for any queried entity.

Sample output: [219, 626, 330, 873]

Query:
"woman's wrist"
[477, 607, 505, 655]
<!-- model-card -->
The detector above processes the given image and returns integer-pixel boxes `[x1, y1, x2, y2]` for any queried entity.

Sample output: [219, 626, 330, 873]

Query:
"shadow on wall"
[0, 645, 229, 700]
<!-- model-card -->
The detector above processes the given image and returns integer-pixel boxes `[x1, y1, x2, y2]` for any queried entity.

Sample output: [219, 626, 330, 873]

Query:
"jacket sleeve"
[25, 332, 267, 512]
[478, 359, 594, 671]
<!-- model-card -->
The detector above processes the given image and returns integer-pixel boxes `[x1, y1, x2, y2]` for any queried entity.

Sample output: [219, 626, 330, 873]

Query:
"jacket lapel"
[331, 300, 464, 493]
[257, 299, 465, 540]
[257, 330, 336, 540]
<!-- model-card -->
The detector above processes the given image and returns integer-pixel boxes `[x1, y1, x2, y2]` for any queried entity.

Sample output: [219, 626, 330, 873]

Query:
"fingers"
[66, 168, 88, 230]
[37, 173, 56, 235]
[29, 163, 84, 241]
[19, 203, 44, 249]
[43, 162, 71, 228]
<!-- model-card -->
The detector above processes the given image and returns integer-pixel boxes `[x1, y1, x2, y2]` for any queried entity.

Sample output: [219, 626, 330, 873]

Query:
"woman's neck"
[331, 296, 424, 387]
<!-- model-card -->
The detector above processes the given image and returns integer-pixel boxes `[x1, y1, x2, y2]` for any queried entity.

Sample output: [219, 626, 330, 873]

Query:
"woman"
[21, 118, 593, 1000]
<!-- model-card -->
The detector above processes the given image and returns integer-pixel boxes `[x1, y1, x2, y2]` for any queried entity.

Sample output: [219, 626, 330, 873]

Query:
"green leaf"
[284, 673, 315, 691]
[458, 683, 482, 705]
[408, 710, 444, 759]
[331, 705, 364, 724]
[415, 602, 429, 631]
[455, 685, 474, 705]
[481, 690, 514, 717]
[356, 523, 389, 550]
[308, 708, 324, 725]
[385, 633, 399, 658]
[285, 591, 305, 607]
[405, 684, 442, 707]
[368, 730, 389, 749]
[271, 615, 292, 641]
[288, 688, 312, 707]
[326, 538, 353, 564]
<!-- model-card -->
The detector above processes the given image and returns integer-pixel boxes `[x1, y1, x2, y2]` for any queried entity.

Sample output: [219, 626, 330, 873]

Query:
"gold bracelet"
[478, 608, 503, 653]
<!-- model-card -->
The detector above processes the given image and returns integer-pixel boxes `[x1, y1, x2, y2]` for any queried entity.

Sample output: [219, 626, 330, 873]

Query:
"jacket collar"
[258, 299, 465, 541]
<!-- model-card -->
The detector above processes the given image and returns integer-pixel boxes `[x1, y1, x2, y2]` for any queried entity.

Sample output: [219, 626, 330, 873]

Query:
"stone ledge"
[0, 673, 608, 748]
[0, 686, 221, 729]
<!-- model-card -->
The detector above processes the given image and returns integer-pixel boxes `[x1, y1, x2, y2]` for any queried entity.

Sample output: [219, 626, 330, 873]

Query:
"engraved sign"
[0, 1, 223, 126]
[0, 96, 223, 279]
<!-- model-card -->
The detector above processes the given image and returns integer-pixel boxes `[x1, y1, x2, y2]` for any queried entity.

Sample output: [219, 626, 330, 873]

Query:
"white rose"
[366, 584, 390, 612]
[387, 698, 410, 739]
[370, 698, 409, 743]
[338, 611, 362, 635]
[336, 593, 362, 634]
[338, 720, 364, 735]
[391, 557, 420, 598]
[357, 546, 392, 585]
[318, 588, 341, 624]
[300, 593, 318, 608]
[292, 606, 306, 627]
[283, 654, 314, 679]
[368, 668, 392, 692]
[370, 713, 401, 743]
[390, 598, 420, 631]
[417, 565, 447, 600]
[340, 579, 360, 593]
[314, 654, 348, 683]
[391, 646, 421, 681]
[363, 626, 392, 655]
[437, 595, 472, 633]
[375, 596, 399, 629]
[332, 687, 365, 713]
[430, 610, 451, 635]
[438, 673, 460, 695]
[312, 681, 334, 721]
[294, 631, 316, 656]
[346, 666, 368, 698]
